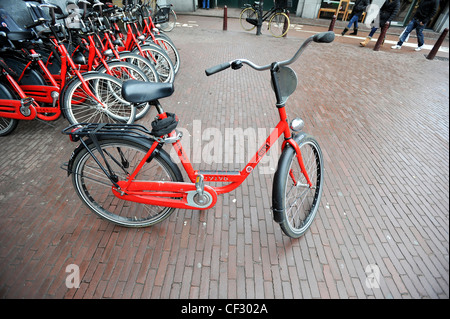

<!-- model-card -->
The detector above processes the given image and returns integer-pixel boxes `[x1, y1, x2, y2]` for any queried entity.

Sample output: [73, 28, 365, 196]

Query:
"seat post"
[154, 101, 165, 115]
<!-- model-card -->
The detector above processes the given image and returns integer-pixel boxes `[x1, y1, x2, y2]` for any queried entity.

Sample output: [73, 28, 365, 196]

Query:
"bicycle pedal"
[21, 97, 34, 107]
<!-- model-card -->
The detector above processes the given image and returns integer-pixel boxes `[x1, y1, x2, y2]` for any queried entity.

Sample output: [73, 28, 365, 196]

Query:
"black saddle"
[121, 80, 174, 104]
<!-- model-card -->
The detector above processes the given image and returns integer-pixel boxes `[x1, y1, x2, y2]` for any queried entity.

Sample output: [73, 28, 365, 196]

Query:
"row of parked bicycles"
[0, 0, 179, 136]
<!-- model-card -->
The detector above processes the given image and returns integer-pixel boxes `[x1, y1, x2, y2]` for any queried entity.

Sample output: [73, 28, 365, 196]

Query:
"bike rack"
[62, 122, 183, 144]
[62, 123, 156, 140]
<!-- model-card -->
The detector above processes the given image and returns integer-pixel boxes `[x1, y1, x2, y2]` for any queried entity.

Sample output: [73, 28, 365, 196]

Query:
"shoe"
[415, 46, 423, 51]
[341, 27, 349, 36]
[349, 28, 358, 35]
[391, 44, 401, 49]
[360, 36, 371, 47]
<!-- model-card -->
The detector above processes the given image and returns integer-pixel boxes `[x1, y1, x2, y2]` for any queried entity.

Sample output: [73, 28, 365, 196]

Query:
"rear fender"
[65, 135, 183, 182]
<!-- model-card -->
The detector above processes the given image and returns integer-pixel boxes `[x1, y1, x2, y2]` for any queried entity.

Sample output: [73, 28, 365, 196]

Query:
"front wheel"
[71, 138, 183, 227]
[134, 44, 175, 83]
[269, 12, 290, 37]
[97, 61, 151, 120]
[151, 35, 180, 75]
[0, 82, 19, 136]
[158, 9, 177, 32]
[117, 51, 159, 83]
[272, 134, 324, 238]
[61, 72, 136, 125]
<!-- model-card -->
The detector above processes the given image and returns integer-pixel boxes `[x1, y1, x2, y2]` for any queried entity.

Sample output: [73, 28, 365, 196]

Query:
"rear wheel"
[72, 138, 182, 227]
[0, 83, 19, 136]
[117, 51, 159, 83]
[240, 7, 258, 31]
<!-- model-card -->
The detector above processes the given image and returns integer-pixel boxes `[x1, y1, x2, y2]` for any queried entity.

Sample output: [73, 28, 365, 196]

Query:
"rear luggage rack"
[62, 123, 157, 141]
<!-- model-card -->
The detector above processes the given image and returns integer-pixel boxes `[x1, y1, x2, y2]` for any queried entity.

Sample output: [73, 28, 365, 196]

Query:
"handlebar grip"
[313, 31, 335, 43]
[205, 62, 231, 76]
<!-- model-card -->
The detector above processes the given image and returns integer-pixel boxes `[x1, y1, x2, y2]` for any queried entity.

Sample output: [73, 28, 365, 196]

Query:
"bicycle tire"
[158, 9, 177, 32]
[133, 44, 175, 83]
[272, 134, 324, 238]
[152, 31, 172, 43]
[117, 51, 159, 83]
[151, 35, 180, 74]
[0, 82, 19, 136]
[240, 7, 258, 31]
[61, 72, 136, 125]
[96, 60, 151, 120]
[269, 12, 290, 37]
[71, 138, 183, 227]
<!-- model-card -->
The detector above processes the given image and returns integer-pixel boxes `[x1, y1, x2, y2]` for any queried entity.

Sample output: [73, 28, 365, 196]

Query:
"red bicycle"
[0, 1, 136, 135]
[104, 2, 175, 83]
[130, 0, 180, 74]
[62, 31, 334, 238]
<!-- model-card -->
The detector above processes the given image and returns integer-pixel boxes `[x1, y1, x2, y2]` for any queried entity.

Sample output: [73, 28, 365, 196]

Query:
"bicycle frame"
[105, 104, 311, 211]
[110, 16, 159, 66]
[0, 53, 61, 121]
[74, 26, 140, 81]
[249, 3, 284, 22]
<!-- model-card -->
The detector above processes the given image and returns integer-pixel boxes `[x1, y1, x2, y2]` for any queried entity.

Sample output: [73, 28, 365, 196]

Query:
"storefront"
[393, 0, 449, 31]
[314, 0, 449, 31]
[168, 0, 448, 32]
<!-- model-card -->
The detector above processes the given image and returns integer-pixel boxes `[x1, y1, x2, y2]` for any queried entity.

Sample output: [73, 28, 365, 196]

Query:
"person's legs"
[394, 19, 416, 48]
[368, 26, 378, 37]
[360, 27, 377, 47]
[416, 22, 425, 49]
[346, 15, 359, 28]
[350, 19, 359, 35]
[343, 15, 357, 35]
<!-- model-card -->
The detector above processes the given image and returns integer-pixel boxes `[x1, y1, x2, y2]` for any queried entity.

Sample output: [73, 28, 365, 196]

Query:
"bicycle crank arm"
[112, 181, 218, 210]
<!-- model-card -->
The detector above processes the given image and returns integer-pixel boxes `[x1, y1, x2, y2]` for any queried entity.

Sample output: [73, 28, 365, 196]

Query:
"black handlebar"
[205, 31, 335, 76]
[205, 63, 231, 76]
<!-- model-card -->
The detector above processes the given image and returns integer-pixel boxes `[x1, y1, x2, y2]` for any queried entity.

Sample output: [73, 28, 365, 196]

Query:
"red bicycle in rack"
[104, 2, 175, 82]
[0, 1, 137, 135]
[62, 31, 334, 238]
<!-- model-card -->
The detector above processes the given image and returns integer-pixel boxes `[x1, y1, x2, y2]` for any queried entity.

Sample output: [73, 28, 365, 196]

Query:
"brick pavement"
[0, 15, 448, 300]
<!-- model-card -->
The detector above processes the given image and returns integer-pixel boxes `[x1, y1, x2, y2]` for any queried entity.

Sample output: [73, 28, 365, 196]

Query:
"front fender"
[272, 132, 308, 223]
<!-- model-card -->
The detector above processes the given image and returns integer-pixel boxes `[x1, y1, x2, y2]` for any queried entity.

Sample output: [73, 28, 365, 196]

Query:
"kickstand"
[36, 118, 56, 128]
